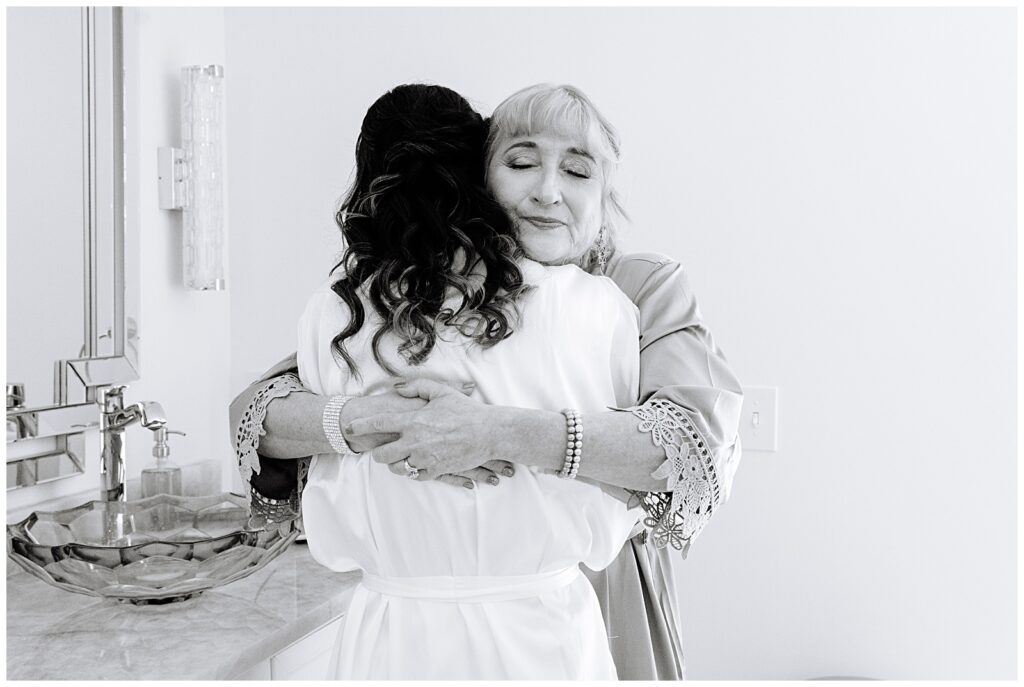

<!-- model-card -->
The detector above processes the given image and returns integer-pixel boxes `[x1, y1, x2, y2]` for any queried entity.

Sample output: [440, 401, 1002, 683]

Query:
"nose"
[530, 168, 561, 205]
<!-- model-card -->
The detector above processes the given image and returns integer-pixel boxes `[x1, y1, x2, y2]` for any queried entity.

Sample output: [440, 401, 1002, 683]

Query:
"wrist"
[500, 407, 565, 471]
[339, 395, 380, 454]
[558, 409, 582, 479]
[322, 395, 357, 456]
[338, 395, 363, 444]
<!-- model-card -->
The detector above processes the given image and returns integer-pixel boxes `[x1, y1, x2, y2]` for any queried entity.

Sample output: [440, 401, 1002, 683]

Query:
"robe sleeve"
[228, 353, 308, 530]
[606, 253, 744, 555]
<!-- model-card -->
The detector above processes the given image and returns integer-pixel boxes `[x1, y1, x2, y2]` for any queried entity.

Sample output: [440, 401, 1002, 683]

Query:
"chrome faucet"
[6, 382, 37, 441]
[98, 385, 166, 502]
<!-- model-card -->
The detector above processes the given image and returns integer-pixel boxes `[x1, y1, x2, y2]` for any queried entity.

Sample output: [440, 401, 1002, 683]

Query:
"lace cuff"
[247, 483, 301, 534]
[623, 398, 721, 553]
[234, 372, 307, 487]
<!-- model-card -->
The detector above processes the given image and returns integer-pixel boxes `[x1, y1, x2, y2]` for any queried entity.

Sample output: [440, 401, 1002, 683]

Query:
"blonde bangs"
[487, 84, 618, 165]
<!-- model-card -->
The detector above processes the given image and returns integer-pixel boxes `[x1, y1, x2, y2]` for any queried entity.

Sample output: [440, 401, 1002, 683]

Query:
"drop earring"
[593, 226, 609, 272]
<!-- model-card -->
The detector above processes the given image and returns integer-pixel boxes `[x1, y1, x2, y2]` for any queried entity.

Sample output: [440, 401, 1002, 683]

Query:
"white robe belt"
[359, 566, 580, 603]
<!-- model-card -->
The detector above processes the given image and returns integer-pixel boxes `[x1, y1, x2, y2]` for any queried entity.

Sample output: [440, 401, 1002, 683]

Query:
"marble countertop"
[6, 541, 360, 680]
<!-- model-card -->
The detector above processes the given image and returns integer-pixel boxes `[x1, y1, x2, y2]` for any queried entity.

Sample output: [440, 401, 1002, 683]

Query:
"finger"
[377, 450, 442, 482]
[481, 460, 515, 478]
[391, 377, 465, 401]
[369, 440, 413, 466]
[346, 411, 410, 437]
[350, 432, 401, 452]
[399, 377, 476, 395]
[456, 467, 501, 487]
[388, 458, 431, 481]
[387, 459, 410, 478]
[445, 379, 477, 396]
[435, 473, 476, 490]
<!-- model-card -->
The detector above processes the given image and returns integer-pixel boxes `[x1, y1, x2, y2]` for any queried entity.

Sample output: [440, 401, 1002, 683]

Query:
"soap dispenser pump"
[141, 426, 187, 497]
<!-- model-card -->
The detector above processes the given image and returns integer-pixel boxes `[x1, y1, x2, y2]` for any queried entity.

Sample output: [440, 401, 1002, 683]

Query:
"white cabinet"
[232, 660, 272, 681]
[230, 615, 344, 681]
[270, 616, 345, 680]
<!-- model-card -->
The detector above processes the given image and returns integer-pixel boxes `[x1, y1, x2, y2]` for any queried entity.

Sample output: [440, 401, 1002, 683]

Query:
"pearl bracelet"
[559, 408, 582, 479]
[322, 395, 356, 457]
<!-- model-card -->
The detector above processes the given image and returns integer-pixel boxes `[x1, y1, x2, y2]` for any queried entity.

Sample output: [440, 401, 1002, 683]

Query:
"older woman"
[230, 83, 743, 679]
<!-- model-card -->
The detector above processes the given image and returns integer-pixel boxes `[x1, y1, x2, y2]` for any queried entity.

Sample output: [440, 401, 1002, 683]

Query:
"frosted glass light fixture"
[158, 65, 226, 291]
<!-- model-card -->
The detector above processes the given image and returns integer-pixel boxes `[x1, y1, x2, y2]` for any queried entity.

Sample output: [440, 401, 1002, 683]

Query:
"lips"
[520, 215, 566, 229]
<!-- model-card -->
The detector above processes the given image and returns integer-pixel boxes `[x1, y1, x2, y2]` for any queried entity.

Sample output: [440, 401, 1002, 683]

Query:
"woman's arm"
[614, 253, 744, 549]
[228, 372, 483, 459]
[248, 386, 423, 458]
[353, 391, 666, 491]
[228, 359, 510, 517]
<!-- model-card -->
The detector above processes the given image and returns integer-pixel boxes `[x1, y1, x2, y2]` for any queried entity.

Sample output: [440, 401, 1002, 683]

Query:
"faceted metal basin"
[6, 492, 298, 604]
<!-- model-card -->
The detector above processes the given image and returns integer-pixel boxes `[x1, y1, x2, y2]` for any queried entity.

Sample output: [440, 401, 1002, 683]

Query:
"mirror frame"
[7, 7, 138, 490]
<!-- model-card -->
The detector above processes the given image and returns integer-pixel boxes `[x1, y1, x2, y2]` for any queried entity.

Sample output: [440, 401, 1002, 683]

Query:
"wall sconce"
[158, 65, 226, 291]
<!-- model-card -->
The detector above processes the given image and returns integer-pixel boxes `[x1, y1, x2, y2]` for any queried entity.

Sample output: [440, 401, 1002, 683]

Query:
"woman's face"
[486, 131, 604, 265]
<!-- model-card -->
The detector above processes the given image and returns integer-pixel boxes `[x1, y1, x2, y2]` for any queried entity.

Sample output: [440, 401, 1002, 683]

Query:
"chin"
[523, 250, 564, 266]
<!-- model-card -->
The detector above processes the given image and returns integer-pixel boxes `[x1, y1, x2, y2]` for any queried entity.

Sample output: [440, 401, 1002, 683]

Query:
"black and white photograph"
[4, 3, 1017, 681]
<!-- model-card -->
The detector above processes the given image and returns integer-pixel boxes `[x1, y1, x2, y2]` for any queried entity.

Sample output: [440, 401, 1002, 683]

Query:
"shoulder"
[300, 276, 346, 327]
[606, 251, 681, 283]
[306, 276, 342, 308]
[610, 251, 677, 270]
[535, 262, 639, 320]
[604, 251, 691, 305]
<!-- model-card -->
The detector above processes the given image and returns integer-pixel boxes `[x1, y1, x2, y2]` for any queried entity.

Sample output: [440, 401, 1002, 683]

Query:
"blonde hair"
[485, 83, 628, 271]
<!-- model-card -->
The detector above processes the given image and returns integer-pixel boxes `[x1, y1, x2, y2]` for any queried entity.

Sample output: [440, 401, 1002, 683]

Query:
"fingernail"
[502, 467, 514, 477]
[487, 476, 500, 486]
[463, 481, 475, 489]
[394, 380, 407, 388]
[462, 382, 476, 389]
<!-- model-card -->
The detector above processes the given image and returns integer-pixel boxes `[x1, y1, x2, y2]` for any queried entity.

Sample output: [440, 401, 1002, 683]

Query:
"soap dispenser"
[141, 427, 186, 497]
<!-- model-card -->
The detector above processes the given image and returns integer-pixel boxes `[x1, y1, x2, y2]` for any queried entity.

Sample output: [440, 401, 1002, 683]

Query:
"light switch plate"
[739, 386, 778, 452]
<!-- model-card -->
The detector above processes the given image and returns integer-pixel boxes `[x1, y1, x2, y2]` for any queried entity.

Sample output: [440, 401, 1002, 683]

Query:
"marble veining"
[6, 542, 359, 680]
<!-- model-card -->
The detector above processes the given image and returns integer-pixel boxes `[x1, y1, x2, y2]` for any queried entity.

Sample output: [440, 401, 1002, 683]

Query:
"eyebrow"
[503, 140, 596, 162]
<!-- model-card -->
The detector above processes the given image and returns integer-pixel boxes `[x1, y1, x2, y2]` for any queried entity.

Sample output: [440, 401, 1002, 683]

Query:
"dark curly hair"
[329, 84, 531, 378]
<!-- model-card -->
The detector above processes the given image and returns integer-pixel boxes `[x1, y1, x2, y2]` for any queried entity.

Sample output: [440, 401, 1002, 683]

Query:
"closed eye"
[504, 155, 537, 170]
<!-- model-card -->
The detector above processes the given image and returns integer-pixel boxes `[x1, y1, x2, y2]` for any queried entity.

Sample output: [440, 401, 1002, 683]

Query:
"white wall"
[222, 7, 1016, 680]
[122, 7, 234, 488]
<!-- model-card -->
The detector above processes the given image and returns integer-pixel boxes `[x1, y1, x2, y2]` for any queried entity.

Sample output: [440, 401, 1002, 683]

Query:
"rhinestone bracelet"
[248, 485, 299, 524]
[559, 408, 582, 479]
[322, 395, 356, 457]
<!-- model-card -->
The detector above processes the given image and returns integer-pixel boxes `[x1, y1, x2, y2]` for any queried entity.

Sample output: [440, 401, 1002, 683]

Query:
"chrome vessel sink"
[7, 492, 297, 604]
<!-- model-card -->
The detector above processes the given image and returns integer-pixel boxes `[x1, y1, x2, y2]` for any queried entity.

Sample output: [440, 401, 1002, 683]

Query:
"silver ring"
[403, 458, 420, 480]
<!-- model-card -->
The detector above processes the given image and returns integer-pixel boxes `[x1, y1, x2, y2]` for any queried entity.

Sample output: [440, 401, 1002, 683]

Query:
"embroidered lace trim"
[297, 457, 311, 505]
[247, 484, 302, 534]
[625, 398, 721, 552]
[235, 373, 308, 528]
[235, 373, 306, 483]
[248, 452, 309, 531]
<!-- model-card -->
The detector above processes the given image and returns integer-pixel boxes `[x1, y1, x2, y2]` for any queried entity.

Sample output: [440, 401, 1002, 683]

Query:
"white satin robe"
[298, 260, 641, 680]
